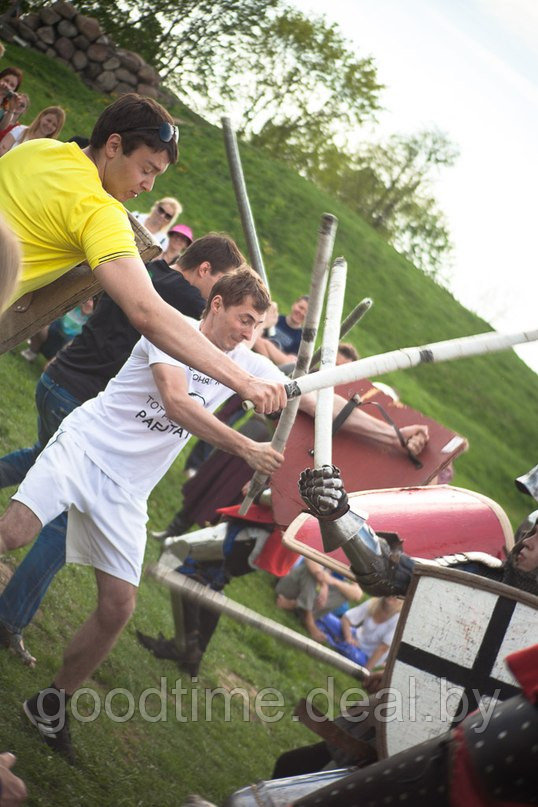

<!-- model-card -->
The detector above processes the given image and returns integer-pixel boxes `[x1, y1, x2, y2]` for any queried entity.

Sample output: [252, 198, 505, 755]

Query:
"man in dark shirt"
[0, 233, 244, 663]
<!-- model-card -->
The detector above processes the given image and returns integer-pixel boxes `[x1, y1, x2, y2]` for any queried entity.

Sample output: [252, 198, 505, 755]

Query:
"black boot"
[136, 630, 181, 660]
[151, 510, 193, 541]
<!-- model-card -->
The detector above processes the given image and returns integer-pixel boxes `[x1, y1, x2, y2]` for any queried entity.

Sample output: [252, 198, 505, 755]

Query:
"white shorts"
[13, 430, 148, 586]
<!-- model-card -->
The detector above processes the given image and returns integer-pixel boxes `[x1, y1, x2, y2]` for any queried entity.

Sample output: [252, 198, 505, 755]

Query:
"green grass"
[1, 42, 537, 805]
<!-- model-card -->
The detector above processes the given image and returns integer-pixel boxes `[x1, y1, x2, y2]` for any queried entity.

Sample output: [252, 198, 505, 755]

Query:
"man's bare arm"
[299, 392, 429, 454]
[152, 362, 284, 474]
[94, 257, 286, 414]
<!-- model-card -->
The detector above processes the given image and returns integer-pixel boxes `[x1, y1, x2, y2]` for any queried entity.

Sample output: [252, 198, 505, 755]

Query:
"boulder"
[36, 25, 56, 46]
[0, 22, 16, 42]
[103, 56, 121, 71]
[34, 41, 48, 53]
[113, 82, 137, 96]
[39, 7, 61, 26]
[51, 1, 78, 20]
[95, 34, 112, 46]
[72, 33, 89, 50]
[138, 64, 160, 85]
[57, 19, 78, 38]
[71, 49, 88, 70]
[75, 14, 101, 42]
[19, 13, 40, 30]
[54, 36, 75, 60]
[17, 22, 38, 43]
[114, 67, 137, 86]
[95, 70, 118, 93]
[83, 61, 102, 80]
[87, 42, 110, 63]
[137, 82, 159, 99]
[117, 48, 145, 72]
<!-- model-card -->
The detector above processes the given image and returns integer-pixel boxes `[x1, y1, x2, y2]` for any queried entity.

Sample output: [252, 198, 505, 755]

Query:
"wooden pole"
[147, 563, 368, 680]
[314, 257, 348, 468]
[283, 328, 538, 400]
[239, 213, 338, 514]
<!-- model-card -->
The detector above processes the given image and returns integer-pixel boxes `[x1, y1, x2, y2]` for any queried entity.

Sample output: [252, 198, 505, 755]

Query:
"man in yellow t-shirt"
[0, 92, 285, 415]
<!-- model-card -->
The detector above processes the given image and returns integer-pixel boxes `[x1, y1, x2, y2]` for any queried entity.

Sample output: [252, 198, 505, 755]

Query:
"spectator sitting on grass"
[0, 105, 65, 157]
[0, 91, 29, 142]
[132, 195, 182, 247]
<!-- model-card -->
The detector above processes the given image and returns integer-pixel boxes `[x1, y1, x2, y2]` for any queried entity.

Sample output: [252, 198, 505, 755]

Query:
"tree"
[310, 129, 458, 279]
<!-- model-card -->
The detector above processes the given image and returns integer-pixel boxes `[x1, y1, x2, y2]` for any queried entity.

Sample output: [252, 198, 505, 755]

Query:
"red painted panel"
[271, 378, 468, 527]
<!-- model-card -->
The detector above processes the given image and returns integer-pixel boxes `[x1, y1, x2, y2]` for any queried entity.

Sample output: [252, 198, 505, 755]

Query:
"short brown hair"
[204, 267, 271, 317]
[90, 93, 178, 164]
[179, 233, 245, 276]
[338, 342, 359, 362]
[0, 66, 23, 89]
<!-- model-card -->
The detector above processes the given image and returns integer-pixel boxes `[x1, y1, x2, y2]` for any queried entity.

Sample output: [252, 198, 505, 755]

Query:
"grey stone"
[87, 42, 110, 63]
[36, 25, 55, 46]
[17, 22, 38, 43]
[46, 47, 57, 58]
[57, 19, 78, 38]
[71, 49, 88, 70]
[95, 70, 118, 93]
[50, 1, 78, 20]
[114, 67, 137, 86]
[137, 82, 159, 99]
[95, 34, 112, 46]
[54, 36, 75, 60]
[39, 8, 61, 26]
[103, 56, 121, 71]
[20, 13, 40, 30]
[83, 61, 102, 80]
[117, 48, 144, 72]
[34, 40, 48, 53]
[75, 14, 101, 42]
[73, 34, 89, 50]
[138, 64, 160, 84]
[0, 22, 16, 42]
[113, 82, 136, 96]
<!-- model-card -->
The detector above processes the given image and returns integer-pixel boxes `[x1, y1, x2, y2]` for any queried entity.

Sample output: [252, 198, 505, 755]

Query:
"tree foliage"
[309, 130, 459, 278]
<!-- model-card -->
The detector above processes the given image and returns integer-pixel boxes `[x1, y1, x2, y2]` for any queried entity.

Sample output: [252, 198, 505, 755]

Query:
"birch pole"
[148, 563, 368, 679]
[310, 297, 373, 371]
[281, 328, 538, 400]
[314, 258, 348, 468]
[221, 115, 270, 291]
[239, 213, 338, 514]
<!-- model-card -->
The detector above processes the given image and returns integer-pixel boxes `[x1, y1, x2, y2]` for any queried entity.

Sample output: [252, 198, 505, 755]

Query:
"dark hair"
[0, 66, 23, 90]
[179, 233, 245, 275]
[338, 342, 359, 362]
[204, 268, 271, 317]
[89, 93, 178, 164]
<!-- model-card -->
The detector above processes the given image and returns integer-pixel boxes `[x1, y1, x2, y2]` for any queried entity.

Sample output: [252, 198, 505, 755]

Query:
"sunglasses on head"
[156, 205, 173, 220]
[117, 121, 179, 143]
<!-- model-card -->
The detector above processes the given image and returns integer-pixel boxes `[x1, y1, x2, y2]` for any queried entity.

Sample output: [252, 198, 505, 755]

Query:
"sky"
[293, 0, 538, 373]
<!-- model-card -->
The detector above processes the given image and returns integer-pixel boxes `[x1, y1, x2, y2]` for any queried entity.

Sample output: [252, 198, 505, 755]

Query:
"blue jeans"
[0, 372, 80, 633]
[0, 372, 80, 488]
[315, 612, 369, 667]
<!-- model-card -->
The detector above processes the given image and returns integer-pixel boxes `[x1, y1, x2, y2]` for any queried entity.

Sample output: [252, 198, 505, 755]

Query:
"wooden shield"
[281, 485, 514, 581]
[0, 212, 161, 355]
[377, 565, 538, 759]
[271, 379, 468, 527]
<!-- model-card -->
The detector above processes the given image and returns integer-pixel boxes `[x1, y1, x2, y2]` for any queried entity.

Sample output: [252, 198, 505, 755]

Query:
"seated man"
[275, 558, 362, 644]
[0, 269, 286, 762]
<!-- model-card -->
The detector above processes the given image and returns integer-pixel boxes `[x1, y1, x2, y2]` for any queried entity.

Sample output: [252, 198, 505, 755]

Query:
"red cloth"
[216, 503, 274, 525]
[449, 643, 538, 807]
[506, 643, 538, 703]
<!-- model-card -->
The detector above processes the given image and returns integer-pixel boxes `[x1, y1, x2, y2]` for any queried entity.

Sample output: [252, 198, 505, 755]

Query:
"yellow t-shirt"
[0, 139, 139, 301]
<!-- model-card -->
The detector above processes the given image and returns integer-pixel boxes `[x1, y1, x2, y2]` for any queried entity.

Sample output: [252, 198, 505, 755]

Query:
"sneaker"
[23, 689, 75, 764]
[0, 622, 36, 667]
[136, 630, 181, 660]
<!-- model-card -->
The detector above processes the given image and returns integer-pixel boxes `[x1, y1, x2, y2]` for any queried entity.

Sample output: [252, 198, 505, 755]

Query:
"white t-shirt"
[131, 210, 168, 247]
[344, 600, 400, 664]
[60, 318, 286, 498]
[7, 124, 27, 148]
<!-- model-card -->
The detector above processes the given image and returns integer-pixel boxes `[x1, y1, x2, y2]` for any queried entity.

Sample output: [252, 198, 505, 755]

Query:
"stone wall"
[0, 1, 164, 100]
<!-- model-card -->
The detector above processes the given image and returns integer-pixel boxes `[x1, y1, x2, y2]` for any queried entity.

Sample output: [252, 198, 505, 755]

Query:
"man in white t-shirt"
[0, 268, 286, 762]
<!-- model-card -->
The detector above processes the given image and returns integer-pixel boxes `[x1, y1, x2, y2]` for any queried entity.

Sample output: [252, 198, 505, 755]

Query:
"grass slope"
[0, 43, 537, 805]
